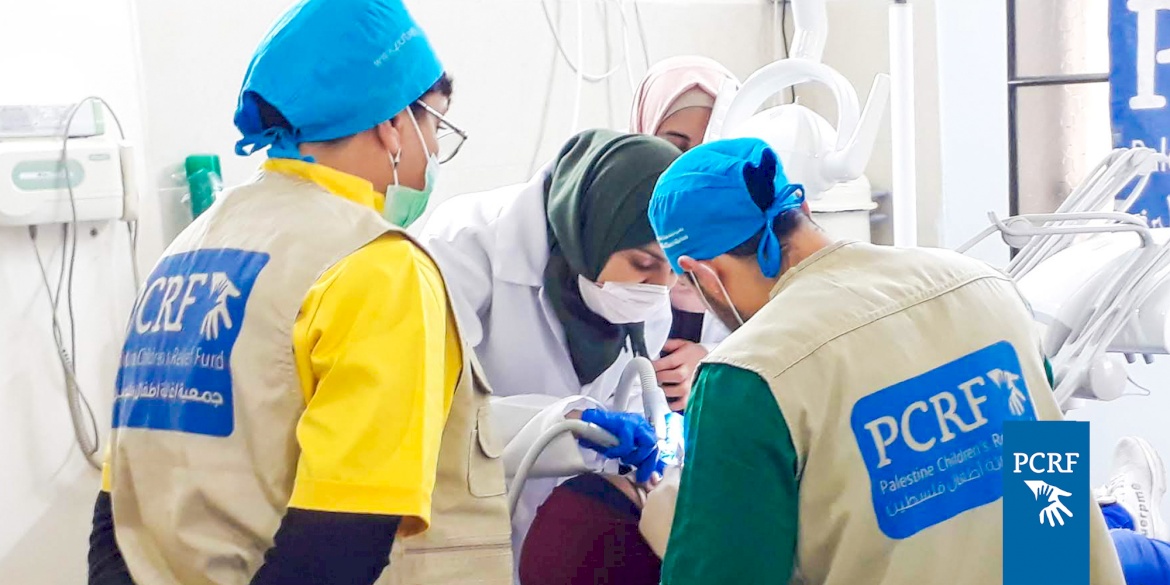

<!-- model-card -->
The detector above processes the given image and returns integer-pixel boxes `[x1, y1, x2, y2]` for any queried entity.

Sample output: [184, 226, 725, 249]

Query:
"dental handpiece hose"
[633, 356, 671, 441]
[613, 356, 673, 440]
[508, 357, 675, 516]
[508, 420, 619, 516]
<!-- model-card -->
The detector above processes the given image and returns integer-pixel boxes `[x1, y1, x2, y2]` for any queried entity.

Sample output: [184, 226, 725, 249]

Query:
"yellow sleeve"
[290, 233, 461, 534]
[101, 442, 112, 492]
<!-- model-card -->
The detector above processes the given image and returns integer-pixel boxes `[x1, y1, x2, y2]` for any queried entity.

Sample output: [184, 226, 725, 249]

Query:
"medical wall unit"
[0, 103, 103, 139]
[0, 136, 137, 226]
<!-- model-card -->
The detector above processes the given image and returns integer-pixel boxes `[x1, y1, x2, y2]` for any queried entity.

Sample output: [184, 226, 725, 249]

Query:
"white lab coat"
[699, 312, 732, 350]
[418, 164, 672, 561]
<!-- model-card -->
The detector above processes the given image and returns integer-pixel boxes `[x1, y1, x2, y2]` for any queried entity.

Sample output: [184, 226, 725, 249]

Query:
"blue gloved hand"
[578, 409, 664, 483]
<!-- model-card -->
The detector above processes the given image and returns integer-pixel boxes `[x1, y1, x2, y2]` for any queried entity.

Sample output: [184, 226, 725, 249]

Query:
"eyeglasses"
[414, 100, 468, 165]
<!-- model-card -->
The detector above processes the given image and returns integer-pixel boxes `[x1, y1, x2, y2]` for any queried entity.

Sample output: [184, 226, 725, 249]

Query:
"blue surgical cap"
[649, 138, 805, 278]
[233, 0, 443, 160]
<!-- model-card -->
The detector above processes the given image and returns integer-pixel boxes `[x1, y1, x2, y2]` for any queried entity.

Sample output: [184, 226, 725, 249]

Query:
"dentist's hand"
[577, 409, 665, 483]
[654, 339, 707, 412]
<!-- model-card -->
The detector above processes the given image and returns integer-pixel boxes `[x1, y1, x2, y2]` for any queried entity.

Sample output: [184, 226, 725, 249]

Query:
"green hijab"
[543, 129, 681, 385]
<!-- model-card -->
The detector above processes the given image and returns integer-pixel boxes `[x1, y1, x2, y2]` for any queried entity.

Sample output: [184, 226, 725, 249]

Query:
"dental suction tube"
[632, 356, 671, 441]
[509, 357, 675, 516]
[612, 355, 672, 433]
[508, 420, 618, 516]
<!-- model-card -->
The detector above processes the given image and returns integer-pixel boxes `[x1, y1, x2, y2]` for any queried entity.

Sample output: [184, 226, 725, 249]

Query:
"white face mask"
[577, 275, 669, 325]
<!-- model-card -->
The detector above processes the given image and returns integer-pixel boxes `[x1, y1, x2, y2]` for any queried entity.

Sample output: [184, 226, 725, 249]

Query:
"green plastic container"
[185, 154, 222, 219]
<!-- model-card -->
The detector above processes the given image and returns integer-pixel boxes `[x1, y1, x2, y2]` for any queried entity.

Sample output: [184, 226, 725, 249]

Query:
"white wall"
[934, 0, 1010, 264]
[133, 0, 775, 243]
[795, 0, 943, 247]
[0, 0, 151, 583]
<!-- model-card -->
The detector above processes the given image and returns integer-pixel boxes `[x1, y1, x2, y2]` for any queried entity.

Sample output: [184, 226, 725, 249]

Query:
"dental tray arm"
[953, 147, 1170, 409]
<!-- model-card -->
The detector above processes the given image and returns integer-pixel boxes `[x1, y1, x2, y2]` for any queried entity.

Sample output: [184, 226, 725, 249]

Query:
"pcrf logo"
[134, 272, 241, 341]
[1012, 452, 1079, 527]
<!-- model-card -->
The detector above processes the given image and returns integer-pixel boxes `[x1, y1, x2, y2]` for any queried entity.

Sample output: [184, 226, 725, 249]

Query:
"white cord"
[631, 0, 650, 69]
[1127, 374, 1154, 397]
[528, 30, 561, 175]
[49, 96, 130, 470]
[598, 0, 617, 129]
[1052, 229, 1170, 405]
[531, 0, 649, 168]
[128, 221, 141, 286]
[571, 0, 586, 133]
[618, 1, 638, 94]
[29, 228, 102, 470]
[541, 0, 625, 82]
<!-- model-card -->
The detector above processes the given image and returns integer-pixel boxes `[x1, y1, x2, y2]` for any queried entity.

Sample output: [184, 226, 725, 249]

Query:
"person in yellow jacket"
[86, 1, 511, 584]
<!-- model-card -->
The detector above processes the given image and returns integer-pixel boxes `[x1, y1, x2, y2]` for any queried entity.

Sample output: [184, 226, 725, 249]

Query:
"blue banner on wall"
[1111, 0, 1170, 226]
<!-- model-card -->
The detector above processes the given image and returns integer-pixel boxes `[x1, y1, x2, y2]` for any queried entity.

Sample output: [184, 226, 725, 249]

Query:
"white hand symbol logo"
[1025, 480, 1074, 527]
[200, 273, 241, 341]
[1009, 387, 1027, 416]
[989, 369, 1029, 416]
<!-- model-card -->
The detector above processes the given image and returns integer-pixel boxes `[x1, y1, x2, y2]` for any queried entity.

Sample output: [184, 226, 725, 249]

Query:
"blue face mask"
[384, 112, 439, 228]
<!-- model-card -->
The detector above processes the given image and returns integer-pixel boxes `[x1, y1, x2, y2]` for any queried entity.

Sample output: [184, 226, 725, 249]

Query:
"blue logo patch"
[850, 341, 1038, 539]
[1003, 421, 1090, 585]
[113, 249, 270, 437]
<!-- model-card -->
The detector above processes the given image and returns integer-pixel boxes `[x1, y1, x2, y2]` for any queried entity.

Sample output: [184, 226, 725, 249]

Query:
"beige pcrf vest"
[707, 241, 1123, 585]
[106, 171, 512, 585]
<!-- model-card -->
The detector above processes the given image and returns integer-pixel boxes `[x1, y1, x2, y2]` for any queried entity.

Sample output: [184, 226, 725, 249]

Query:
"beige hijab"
[629, 55, 738, 135]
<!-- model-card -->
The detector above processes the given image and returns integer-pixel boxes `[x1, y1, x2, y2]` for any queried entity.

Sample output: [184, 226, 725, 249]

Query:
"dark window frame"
[1006, 0, 1110, 216]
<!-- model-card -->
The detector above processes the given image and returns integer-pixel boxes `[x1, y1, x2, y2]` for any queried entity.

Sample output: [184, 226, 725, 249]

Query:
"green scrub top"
[661, 363, 800, 585]
[661, 355, 1057, 585]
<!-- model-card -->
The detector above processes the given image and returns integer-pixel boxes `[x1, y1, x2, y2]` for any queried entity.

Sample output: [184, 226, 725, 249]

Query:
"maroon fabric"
[519, 476, 661, 585]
